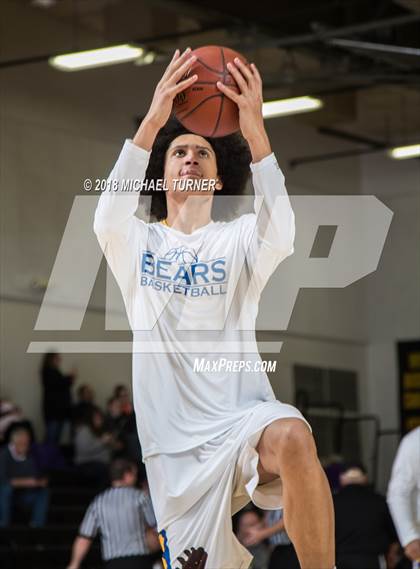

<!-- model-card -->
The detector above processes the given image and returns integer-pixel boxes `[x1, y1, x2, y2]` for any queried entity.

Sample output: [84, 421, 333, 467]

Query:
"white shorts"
[145, 400, 311, 569]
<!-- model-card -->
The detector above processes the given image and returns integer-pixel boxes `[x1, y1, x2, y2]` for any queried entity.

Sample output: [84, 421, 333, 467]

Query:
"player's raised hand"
[144, 48, 198, 130]
[216, 58, 264, 142]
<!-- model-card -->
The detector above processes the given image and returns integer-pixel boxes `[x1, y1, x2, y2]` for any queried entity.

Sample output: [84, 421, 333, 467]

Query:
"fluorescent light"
[134, 52, 157, 66]
[388, 144, 420, 160]
[263, 96, 323, 118]
[32, 0, 56, 6]
[49, 44, 144, 71]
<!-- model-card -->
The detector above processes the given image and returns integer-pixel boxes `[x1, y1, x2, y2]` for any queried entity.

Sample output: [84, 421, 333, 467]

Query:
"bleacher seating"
[0, 471, 102, 569]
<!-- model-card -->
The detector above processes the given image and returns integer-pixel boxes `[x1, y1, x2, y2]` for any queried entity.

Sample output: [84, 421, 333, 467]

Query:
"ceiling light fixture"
[388, 144, 420, 160]
[49, 44, 145, 71]
[262, 96, 323, 118]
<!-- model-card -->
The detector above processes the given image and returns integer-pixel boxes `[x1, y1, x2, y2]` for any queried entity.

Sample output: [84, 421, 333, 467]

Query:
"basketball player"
[94, 47, 335, 569]
[387, 427, 420, 565]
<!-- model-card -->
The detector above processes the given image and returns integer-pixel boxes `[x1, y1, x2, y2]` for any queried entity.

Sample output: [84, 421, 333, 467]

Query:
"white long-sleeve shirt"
[387, 427, 420, 547]
[94, 140, 295, 459]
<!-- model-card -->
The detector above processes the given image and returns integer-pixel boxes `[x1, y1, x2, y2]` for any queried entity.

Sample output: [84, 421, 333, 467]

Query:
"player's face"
[164, 134, 222, 195]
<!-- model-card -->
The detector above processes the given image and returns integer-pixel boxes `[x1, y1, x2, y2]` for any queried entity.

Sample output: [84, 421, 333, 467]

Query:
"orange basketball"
[173, 45, 248, 138]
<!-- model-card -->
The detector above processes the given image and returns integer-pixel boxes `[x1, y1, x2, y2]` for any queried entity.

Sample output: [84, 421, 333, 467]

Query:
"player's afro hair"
[142, 116, 252, 221]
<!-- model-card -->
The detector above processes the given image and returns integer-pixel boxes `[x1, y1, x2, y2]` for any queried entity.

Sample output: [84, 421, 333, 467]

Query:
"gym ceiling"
[2, 0, 420, 150]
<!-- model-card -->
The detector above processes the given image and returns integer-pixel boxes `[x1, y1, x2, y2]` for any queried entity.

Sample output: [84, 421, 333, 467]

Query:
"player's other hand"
[216, 58, 264, 142]
[405, 538, 420, 561]
[144, 48, 198, 131]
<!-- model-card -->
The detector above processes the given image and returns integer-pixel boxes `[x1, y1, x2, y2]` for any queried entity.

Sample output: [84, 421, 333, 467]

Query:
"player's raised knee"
[272, 418, 315, 459]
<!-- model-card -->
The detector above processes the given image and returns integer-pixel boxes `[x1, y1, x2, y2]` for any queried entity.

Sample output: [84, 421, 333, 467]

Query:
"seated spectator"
[113, 385, 133, 416]
[104, 397, 126, 436]
[104, 397, 129, 459]
[0, 399, 24, 443]
[334, 461, 398, 569]
[265, 509, 300, 569]
[41, 351, 76, 444]
[67, 459, 160, 569]
[3, 418, 35, 446]
[236, 506, 300, 569]
[4, 419, 66, 476]
[324, 455, 346, 493]
[235, 506, 270, 569]
[72, 384, 96, 425]
[74, 407, 119, 488]
[0, 426, 49, 527]
[119, 412, 145, 481]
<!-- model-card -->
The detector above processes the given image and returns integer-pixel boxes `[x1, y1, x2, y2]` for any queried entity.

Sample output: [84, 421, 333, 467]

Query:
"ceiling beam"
[264, 13, 420, 49]
[0, 23, 225, 69]
[289, 127, 389, 168]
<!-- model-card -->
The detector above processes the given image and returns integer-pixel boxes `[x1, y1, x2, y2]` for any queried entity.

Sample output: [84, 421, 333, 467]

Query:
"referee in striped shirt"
[67, 458, 160, 569]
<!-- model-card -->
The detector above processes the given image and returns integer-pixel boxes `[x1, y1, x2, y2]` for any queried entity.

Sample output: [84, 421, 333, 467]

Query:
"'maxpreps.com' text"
[193, 359, 277, 373]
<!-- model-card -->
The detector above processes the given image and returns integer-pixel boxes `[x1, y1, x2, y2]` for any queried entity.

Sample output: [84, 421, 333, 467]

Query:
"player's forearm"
[247, 127, 272, 163]
[251, 150, 295, 255]
[68, 536, 92, 568]
[93, 140, 150, 239]
[94, 119, 159, 239]
[133, 117, 160, 152]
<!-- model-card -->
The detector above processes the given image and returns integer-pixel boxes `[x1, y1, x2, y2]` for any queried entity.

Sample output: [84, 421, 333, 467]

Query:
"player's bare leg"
[257, 418, 335, 569]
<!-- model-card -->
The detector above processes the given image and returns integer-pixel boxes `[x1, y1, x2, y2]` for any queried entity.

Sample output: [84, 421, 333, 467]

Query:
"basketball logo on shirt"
[140, 247, 227, 297]
[164, 246, 198, 265]
[177, 546, 208, 568]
